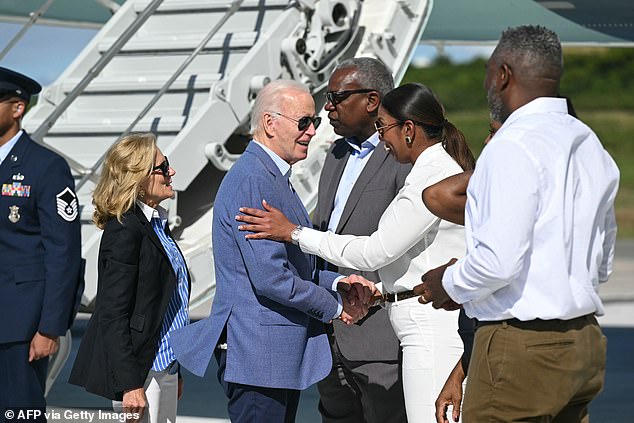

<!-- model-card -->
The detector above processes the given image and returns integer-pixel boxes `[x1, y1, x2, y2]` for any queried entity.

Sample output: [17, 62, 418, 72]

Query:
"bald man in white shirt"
[416, 25, 619, 422]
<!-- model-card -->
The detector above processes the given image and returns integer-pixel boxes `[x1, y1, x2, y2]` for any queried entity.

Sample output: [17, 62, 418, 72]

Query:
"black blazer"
[69, 205, 190, 400]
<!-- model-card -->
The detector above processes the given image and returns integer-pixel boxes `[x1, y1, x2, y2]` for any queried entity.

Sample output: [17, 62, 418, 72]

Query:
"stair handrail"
[75, 0, 245, 191]
[0, 0, 56, 61]
[30, 0, 166, 174]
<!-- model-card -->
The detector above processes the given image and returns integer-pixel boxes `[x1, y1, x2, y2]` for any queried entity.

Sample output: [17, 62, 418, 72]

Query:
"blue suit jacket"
[0, 132, 83, 344]
[173, 142, 340, 390]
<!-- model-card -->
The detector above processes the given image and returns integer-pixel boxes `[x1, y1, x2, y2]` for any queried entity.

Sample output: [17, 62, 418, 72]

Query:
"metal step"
[97, 31, 258, 53]
[61, 72, 222, 93]
[60, 52, 248, 90]
[43, 116, 187, 135]
[134, 0, 289, 12]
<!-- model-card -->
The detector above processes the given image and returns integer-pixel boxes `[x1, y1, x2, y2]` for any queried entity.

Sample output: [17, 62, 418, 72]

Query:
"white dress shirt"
[443, 97, 619, 321]
[136, 199, 168, 225]
[299, 143, 466, 294]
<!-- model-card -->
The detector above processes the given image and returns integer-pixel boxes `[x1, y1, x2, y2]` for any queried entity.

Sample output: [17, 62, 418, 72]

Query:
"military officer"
[0, 67, 83, 414]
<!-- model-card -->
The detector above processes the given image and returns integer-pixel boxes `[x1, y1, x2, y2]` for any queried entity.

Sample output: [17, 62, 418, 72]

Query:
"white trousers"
[386, 297, 463, 423]
[113, 369, 178, 423]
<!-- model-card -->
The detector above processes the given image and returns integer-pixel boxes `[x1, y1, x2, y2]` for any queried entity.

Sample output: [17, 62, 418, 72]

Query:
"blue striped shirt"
[136, 201, 190, 371]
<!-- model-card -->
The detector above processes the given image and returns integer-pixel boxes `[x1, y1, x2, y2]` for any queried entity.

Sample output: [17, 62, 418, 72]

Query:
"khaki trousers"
[463, 314, 606, 423]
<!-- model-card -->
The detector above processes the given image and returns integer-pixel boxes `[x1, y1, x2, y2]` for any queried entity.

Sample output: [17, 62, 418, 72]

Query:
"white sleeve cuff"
[332, 275, 345, 291]
[441, 261, 463, 304]
[298, 227, 325, 255]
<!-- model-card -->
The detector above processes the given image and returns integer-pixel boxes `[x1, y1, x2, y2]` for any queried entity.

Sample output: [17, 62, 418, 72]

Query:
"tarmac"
[45, 240, 634, 422]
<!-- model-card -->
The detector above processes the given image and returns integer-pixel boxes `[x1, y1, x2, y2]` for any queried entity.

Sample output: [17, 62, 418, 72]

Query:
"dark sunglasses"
[271, 112, 321, 131]
[374, 120, 402, 137]
[152, 156, 170, 177]
[325, 89, 374, 106]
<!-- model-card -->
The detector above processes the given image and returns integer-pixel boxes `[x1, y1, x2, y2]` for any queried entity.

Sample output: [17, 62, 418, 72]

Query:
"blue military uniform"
[0, 67, 83, 412]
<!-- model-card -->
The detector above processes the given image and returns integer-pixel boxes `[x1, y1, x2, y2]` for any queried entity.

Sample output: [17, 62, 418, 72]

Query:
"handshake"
[336, 275, 382, 325]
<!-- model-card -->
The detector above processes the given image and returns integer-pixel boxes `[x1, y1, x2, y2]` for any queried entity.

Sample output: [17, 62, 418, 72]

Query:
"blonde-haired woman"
[70, 133, 190, 423]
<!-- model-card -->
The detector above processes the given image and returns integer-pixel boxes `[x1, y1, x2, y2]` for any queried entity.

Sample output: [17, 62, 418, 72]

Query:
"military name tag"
[2, 182, 31, 197]
[8, 205, 20, 223]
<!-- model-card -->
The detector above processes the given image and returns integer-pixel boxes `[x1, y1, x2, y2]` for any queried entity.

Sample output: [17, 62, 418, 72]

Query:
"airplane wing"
[422, 0, 633, 44]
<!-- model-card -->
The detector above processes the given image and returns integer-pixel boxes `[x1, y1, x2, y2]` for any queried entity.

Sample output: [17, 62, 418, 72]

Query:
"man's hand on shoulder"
[29, 331, 60, 362]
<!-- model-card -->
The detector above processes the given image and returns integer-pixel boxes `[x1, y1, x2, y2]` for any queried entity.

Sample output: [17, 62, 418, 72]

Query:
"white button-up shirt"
[299, 143, 466, 294]
[443, 97, 619, 321]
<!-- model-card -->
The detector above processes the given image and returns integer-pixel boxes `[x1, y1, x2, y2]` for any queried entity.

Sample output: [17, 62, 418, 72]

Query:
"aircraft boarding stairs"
[19, 0, 431, 393]
[24, 0, 431, 315]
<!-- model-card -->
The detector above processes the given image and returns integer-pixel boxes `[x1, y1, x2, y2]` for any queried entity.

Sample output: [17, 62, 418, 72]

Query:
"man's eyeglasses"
[374, 120, 402, 137]
[325, 89, 374, 106]
[152, 156, 170, 177]
[271, 112, 321, 131]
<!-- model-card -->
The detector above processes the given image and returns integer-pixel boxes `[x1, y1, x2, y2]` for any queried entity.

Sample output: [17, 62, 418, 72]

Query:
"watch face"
[291, 226, 302, 244]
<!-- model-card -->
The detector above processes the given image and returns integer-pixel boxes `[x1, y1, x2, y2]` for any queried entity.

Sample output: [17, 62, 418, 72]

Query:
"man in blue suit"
[172, 80, 369, 422]
[0, 67, 83, 414]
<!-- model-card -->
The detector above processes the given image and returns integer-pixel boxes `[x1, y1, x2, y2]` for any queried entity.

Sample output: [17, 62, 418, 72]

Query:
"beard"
[487, 82, 504, 124]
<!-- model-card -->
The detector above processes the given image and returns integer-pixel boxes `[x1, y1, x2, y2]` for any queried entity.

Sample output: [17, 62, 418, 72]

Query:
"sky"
[0, 21, 493, 86]
[0, 22, 97, 85]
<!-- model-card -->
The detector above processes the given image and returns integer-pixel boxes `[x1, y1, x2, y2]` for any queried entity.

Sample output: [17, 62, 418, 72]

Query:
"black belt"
[383, 290, 418, 302]
[476, 314, 594, 331]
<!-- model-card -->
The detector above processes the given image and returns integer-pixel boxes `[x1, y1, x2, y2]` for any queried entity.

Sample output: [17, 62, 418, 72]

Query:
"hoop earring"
[405, 136, 413, 146]
[139, 189, 146, 198]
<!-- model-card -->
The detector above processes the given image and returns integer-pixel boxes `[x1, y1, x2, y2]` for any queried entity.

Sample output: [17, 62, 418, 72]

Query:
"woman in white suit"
[236, 83, 476, 422]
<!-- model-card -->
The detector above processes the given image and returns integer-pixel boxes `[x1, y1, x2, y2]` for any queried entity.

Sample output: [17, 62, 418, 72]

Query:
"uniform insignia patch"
[56, 187, 78, 222]
[8, 205, 20, 223]
[2, 182, 31, 197]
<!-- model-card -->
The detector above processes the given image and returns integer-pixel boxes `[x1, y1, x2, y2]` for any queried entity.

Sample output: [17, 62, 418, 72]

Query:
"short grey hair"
[492, 25, 563, 80]
[250, 79, 309, 133]
[335, 57, 394, 97]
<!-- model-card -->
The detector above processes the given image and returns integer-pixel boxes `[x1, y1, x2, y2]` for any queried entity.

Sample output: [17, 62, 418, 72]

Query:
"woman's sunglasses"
[374, 120, 402, 137]
[271, 112, 321, 131]
[152, 156, 170, 177]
